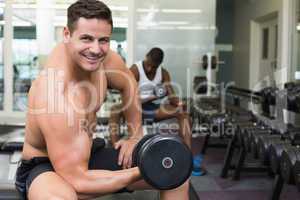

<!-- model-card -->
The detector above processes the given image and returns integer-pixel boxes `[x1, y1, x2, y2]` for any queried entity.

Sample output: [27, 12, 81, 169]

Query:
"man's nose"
[90, 41, 102, 54]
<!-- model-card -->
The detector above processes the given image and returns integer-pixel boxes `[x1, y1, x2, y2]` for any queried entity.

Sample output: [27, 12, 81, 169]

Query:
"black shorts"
[15, 138, 132, 200]
[142, 102, 160, 123]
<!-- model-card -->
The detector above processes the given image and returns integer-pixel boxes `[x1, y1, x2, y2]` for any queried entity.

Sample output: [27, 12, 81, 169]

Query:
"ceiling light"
[137, 8, 159, 13]
[110, 6, 128, 11]
[161, 9, 202, 14]
[177, 26, 211, 30]
[158, 21, 189, 25]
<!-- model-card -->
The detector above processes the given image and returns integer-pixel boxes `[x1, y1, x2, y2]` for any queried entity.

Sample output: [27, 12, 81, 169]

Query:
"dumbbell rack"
[220, 123, 271, 180]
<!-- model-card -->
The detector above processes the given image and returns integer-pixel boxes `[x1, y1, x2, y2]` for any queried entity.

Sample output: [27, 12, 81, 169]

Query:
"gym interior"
[0, 0, 300, 199]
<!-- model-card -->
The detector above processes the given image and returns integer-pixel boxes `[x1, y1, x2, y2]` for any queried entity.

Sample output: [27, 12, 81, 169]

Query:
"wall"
[233, 0, 281, 89]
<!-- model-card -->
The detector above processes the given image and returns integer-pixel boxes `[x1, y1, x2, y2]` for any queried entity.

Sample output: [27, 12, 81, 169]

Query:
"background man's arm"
[162, 68, 183, 107]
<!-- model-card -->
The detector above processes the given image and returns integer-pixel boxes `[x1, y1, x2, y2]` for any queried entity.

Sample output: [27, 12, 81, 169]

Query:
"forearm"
[122, 82, 143, 138]
[73, 167, 140, 195]
[140, 95, 157, 104]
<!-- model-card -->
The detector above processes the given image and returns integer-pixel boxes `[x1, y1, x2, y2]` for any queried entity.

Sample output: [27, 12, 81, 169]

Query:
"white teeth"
[84, 56, 99, 61]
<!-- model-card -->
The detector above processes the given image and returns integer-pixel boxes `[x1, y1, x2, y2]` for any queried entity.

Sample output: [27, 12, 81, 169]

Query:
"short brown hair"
[67, 0, 113, 33]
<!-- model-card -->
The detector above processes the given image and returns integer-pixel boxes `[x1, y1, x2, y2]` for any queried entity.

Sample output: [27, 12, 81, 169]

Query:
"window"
[12, 5, 38, 111]
[262, 28, 269, 59]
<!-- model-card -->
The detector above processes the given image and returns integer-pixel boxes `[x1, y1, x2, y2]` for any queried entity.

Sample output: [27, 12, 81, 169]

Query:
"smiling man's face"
[64, 17, 112, 72]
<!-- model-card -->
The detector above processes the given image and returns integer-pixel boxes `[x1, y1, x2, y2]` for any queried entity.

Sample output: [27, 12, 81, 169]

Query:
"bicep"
[162, 69, 175, 94]
[162, 68, 171, 83]
[106, 65, 137, 92]
[36, 113, 90, 176]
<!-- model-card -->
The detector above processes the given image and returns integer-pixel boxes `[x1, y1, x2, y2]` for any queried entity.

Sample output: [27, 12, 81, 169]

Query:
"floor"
[189, 137, 300, 200]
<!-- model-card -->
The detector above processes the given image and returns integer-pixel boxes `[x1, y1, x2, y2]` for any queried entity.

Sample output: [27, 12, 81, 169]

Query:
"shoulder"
[103, 50, 126, 70]
[28, 69, 64, 114]
[129, 64, 139, 81]
[130, 64, 139, 71]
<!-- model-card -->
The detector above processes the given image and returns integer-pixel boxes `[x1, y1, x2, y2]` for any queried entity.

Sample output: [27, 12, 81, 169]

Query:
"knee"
[175, 112, 190, 121]
[48, 191, 78, 200]
[47, 192, 77, 200]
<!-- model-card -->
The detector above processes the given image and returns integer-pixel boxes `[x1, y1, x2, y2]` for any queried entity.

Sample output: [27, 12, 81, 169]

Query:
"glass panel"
[0, 4, 4, 110]
[0, 28, 3, 111]
[274, 25, 278, 59]
[296, 1, 300, 74]
[12, 3, 38, 111]
[133, 0, 216, 96]
[262, 28, 269, 59]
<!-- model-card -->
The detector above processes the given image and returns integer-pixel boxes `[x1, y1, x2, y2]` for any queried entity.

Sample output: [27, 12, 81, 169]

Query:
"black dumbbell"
[269, 142, 291, 174]
[294, 160, 300, 191]
[249, 129, 272, 158]
[288, 130, 300, 146]
[242, 127, 261, 152]
[154, 84, 167, 98]
[280, 146, 300, 184]
[132, 134, 193, 190]
[257, 135, 283, 165]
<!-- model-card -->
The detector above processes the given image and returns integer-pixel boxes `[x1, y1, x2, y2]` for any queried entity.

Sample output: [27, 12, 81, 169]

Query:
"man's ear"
[63, 27, 71, 43]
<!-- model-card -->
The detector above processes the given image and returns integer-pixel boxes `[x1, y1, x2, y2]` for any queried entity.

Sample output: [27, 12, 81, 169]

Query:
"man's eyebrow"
[79, 34, 94, 38]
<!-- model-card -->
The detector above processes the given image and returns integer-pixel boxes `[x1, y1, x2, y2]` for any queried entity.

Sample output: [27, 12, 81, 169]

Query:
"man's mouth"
[81, 54, 102, 63]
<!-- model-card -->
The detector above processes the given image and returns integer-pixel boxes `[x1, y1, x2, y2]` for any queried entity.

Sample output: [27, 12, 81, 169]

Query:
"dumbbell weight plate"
[280, 147, 300, 184]
[154, 85, 167, 98]
[138, 135, 193, 190]
[250, 131, 270, 158]
[132, 134, 157, 166]
[257, 135, 282, 164]
[245, 128, 268, 152]
[242, 128, 254, 152]
[269, 142, 291, 174]
[294, 160, 300, 191]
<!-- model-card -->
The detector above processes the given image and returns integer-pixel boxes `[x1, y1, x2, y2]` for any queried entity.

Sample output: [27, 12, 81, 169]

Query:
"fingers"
[117, 141, 126, 166]
[122, 151, 130, 169]
[127, 152, 133, 168]
[123, 148, 133, 169]
[114, 140, 124, 150]
[118, 147, 125, 166]
[115, 139, 137, 168]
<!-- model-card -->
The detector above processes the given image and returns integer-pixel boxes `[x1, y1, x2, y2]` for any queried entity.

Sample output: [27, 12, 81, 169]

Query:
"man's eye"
[99, 38, 110, 44]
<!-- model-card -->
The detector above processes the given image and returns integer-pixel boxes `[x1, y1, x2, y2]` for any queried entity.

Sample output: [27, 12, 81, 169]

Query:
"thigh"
[28, 171, 77, 200]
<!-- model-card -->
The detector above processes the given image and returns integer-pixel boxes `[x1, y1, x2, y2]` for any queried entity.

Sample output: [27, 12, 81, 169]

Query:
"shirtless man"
[15, 0, 189, 199]
[109, 47, 192, 148]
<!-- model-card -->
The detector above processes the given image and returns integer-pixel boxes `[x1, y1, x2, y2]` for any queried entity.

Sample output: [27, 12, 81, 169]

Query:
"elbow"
[71, 179, 86, 194]
[63, 175, 84, 193]
[58, 170, 88, 194]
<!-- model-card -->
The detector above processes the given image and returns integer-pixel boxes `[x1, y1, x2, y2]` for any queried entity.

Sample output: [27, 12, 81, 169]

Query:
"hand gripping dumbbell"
[154, 84, 167, 98]
[132, 134, 193, 190]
